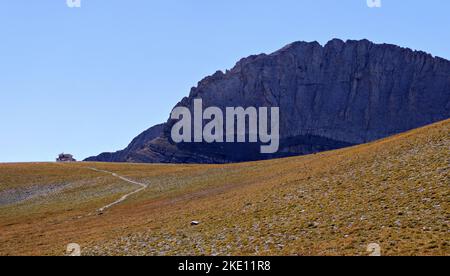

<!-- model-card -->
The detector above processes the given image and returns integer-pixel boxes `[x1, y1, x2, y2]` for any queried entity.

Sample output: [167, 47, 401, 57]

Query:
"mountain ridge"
[85, 39, 450, 163]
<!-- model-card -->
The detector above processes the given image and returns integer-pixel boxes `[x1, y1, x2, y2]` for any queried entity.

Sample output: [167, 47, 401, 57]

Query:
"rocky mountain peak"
[86, 39, 450, 163]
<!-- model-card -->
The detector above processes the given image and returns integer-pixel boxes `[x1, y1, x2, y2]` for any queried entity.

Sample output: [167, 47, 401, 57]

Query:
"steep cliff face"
[85, 39, 450, 163]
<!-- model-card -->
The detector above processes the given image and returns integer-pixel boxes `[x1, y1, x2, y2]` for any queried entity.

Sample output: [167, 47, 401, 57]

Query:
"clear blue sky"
[0, 0, 449, 162]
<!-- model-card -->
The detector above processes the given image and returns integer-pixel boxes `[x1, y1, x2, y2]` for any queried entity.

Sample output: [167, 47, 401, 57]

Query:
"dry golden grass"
[0, 120, 448, 256]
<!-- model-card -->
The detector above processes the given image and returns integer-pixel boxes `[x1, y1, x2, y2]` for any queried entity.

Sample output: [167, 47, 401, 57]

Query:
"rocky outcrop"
[85, 39, 450, 163]
[85, 124, 164, 162]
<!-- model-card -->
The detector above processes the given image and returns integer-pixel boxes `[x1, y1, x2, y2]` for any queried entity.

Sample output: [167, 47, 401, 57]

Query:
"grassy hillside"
[0, 120, 448, 256]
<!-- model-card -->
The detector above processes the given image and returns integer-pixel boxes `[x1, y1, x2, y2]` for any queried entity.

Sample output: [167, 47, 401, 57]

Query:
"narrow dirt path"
[87, 167, 148, 212]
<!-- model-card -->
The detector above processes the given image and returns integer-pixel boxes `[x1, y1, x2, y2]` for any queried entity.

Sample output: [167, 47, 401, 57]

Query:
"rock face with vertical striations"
[85, 39, 450, 163]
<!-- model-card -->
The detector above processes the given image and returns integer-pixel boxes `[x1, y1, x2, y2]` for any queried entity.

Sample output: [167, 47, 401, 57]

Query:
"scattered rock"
[308, 222, 319, 228]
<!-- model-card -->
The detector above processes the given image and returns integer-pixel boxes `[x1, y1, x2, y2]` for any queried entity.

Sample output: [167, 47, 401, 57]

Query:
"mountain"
[85, 39, 450, 163]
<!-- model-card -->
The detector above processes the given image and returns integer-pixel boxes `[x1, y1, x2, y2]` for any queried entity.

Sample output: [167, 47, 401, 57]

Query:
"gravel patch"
[0, 183, 73, 206]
